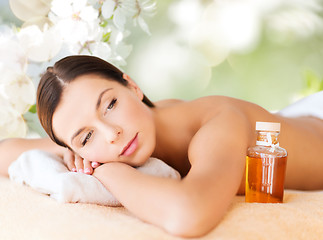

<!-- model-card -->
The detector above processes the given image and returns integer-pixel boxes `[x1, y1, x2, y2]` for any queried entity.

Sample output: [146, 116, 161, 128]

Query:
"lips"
[120, 133, 138, 156]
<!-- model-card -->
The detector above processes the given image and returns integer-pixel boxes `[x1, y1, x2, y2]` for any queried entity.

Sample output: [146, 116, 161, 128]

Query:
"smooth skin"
[1, 74, 323, 237]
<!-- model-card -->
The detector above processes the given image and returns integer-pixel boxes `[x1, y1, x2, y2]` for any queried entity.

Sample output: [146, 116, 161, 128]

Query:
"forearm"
[95, 163, 180, 222]
[93, 163, 231, 237]
[0, 138, 65, 177]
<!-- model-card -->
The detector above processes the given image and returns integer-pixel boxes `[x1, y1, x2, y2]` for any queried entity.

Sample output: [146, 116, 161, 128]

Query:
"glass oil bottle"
[245, 122, 287, 203]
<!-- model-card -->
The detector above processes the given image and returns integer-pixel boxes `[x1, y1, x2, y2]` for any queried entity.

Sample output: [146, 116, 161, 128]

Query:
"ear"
[123, 73, 144, 100]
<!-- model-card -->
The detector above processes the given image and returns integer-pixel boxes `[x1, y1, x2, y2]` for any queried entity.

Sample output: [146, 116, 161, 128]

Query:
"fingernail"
[84, 168, 91, 174]
[78, 169, 84, 173]
[91, 162, 99, 168]
[72, 168, 77, 172]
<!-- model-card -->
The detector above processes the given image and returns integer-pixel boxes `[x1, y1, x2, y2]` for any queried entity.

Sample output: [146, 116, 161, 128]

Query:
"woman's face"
[52, 74, 156, 166]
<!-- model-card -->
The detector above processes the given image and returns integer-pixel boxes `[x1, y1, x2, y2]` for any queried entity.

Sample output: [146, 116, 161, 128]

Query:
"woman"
[1, 55, 323, 237]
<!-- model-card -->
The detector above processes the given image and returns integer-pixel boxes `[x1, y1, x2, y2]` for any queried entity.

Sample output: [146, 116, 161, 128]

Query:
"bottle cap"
[255, 122, 280, 132]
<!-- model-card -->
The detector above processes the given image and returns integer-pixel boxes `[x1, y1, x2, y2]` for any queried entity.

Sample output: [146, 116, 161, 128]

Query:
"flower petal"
[137, 16, 151, 35]
[0, 96, 27, 139]
[80, 6, 99, 22]
[9, 0, 51, 21]
[17, 25, 62, 62]
[0, 34, 27, 72]
[1, 69, 36, 114]
[113, 8, 126, 30]
[101, 0, 115, 19]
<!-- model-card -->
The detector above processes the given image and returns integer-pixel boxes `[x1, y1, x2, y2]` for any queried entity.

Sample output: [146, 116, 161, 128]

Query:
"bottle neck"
[256, 131, 279, 146]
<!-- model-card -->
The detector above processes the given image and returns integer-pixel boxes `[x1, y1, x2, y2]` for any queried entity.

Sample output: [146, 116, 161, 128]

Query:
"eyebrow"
[70, 88, 113, 144]
[96, 88, 113, 110]
[71, 127, 86, 144]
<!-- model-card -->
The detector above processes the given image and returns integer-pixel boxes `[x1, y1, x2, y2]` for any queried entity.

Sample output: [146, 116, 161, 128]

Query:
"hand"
[62, 149, 100, 175]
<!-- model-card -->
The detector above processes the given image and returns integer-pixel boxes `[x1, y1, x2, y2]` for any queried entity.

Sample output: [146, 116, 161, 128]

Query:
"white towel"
[278, 91, 323, 119]
[8, 150, 180, 206]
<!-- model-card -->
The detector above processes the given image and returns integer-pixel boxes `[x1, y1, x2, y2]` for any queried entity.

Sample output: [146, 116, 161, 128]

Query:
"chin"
[131, 156, 149, 167]
[134, 149, 154, 167]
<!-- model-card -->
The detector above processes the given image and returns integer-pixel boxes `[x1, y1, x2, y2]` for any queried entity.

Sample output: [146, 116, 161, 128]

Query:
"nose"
[97, 122, 122, 144]
[110, 129, 122, 144]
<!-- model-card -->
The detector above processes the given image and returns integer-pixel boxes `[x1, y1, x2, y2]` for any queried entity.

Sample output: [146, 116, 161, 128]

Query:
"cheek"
[124, 100, 152, 125]
[80, 141, 110, 163]
[123, 101, 142, 118]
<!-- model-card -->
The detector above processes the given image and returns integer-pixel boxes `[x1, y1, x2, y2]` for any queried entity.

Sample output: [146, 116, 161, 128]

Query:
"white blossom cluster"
[0, 26, 35, 139]
[0, 0, 156, 139]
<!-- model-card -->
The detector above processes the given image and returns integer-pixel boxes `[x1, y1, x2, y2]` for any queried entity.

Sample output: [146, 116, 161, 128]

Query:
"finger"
[63, 150, 76, 172]
[83, 159, 93, 175]
[75, 155, 84, 173]
[91, 161, 100, 168]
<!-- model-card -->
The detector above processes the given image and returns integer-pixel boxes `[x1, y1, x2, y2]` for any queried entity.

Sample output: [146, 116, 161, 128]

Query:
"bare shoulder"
[155, 95, 236, 109]
[184, 96, 285, 163]
[156, 95, 276, 134]
[187, 103, 254, 161]
[154, 98, 184, 108]
[183, 95, 271, 123]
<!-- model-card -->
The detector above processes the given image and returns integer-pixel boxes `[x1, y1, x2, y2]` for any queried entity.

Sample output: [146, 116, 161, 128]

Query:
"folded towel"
[278, 91, 323, 120]
[8, 150, 180, 206]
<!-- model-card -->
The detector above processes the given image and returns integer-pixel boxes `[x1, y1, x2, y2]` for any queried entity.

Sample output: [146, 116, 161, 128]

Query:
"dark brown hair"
[37, 55, 154, 148]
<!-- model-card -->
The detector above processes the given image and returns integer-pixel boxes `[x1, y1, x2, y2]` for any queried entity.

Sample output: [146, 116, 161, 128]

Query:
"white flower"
[0, 27, 27, 72]
[114, 41, 133, 63]
[0, 28, 31, 139]
[9, 0, 51, 21]
[17, 24, 63, 62]
[0, 95, 27, 140]
[0, 64, 36, 114]
[67, 22, 108, 57]
[101, 0, 128, 31]
[3, 75, 36, 115]
[50, 0, 94, 20]
[21, 16, 52, 30]
[101, 0, 115, 19]
[105, 22, 133, 65]
[49, 0, 99, 44]
[132, 0, 157, 35]
[75, 41, 112, 59]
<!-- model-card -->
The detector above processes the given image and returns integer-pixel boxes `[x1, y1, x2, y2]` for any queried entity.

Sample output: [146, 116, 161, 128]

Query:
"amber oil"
[245, 122, 287, 203]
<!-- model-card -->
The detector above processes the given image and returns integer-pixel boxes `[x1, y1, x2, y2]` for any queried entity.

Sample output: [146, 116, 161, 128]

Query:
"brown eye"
[106, 98, 117, 111]
[82, 130, 93, 146]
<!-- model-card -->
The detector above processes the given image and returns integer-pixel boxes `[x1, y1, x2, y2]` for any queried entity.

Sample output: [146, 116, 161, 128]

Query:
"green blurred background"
[1, 0, 323, 113]
[124, 0, 323, 111]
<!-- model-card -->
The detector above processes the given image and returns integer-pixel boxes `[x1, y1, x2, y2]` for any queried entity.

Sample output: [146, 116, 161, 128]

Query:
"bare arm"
[0, 137, 65, 177]
[93, 107, 251, 237]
